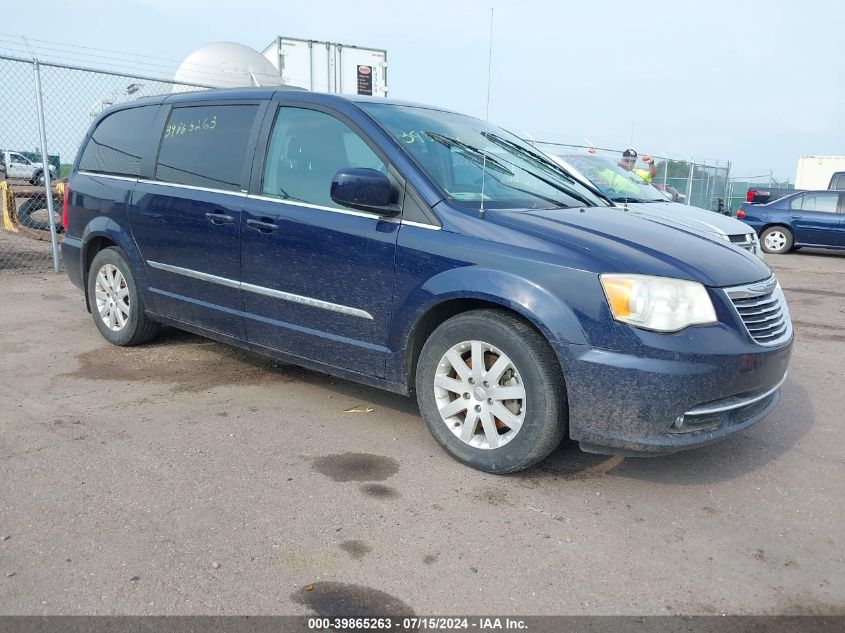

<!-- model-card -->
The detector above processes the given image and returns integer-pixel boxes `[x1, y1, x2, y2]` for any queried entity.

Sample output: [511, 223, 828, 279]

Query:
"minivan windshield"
[556, 153, 669, 204]
[359, 103, 605, 210]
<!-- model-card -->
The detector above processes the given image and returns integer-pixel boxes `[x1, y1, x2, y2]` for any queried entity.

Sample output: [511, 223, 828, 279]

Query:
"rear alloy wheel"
[87, 247, 160, 346]
[760, 227, 793, 254]
[416, 309, 566, 473]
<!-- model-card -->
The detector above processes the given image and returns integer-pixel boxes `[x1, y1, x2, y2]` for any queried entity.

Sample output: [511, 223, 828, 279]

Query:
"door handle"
[791, 215, 802, 219]
[206, 212, 234, 225]
[246, 218, 278, 233]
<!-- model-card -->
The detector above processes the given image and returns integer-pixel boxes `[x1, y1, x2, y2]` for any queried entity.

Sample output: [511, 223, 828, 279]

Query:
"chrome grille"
[728, 233, 757, 253]
[724, 277, 792, 346]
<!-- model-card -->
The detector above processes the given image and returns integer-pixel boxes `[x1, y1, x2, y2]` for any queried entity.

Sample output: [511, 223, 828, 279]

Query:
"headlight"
[600, 274, 717, 332]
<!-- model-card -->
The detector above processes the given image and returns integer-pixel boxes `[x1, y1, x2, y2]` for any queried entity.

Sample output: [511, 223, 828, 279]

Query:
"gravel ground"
[0, 250, 843, 616]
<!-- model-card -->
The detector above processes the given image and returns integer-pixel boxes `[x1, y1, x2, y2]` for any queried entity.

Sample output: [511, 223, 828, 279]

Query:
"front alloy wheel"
[434, 340, 526, 450]
[415, 309, 566, 473]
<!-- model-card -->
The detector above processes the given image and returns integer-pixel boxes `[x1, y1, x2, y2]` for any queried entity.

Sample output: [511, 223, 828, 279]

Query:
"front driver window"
[262, 107, 386, 209]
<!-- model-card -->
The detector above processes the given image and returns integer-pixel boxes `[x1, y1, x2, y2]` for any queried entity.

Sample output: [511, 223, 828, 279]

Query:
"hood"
[623, 201, 754, 237]
[485, 205, 771, 288]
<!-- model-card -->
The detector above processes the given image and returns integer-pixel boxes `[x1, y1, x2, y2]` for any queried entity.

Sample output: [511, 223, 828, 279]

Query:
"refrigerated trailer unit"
[262, 36, 388, 97]
[795, 155, 845, 190]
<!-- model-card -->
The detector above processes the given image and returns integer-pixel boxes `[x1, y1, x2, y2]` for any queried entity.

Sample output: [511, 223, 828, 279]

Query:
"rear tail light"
[62, 183, 70, 230]
[746, 191, 755, 202]
[737, 209, 746, 219]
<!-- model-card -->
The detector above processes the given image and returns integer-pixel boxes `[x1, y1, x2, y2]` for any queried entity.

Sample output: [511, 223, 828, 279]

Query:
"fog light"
[673, 415, 685, 429]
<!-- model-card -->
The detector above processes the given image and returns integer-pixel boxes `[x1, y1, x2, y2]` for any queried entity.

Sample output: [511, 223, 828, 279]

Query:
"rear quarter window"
[154, 104, 258, 192]
[78, 105, 159, 177]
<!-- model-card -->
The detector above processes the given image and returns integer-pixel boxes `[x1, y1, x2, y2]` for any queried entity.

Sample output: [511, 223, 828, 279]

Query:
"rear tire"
[87, 247, 160, 346]
[415, 309, 566, 474]
[760, 227, 793, 254]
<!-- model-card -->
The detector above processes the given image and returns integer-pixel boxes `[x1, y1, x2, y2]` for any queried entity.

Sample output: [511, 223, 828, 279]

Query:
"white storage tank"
[174, 42, 287, 91]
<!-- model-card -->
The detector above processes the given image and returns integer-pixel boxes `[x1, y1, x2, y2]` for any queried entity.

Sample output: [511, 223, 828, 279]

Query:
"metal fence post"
[32, 59, 60, 273]
[686, 161, 694, 206]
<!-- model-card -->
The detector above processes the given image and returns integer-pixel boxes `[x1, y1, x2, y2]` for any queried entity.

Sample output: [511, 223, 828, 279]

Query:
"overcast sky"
[5, 0, 844, 180]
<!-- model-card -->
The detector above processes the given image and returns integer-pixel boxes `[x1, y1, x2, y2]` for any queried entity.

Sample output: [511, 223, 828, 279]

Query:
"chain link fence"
[725, 175, 796, 216]
[532, 141, 733, 214]
[0, 54, 209, 274]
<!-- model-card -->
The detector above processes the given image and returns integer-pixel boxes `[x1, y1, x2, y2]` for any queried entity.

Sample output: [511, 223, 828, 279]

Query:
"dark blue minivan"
[62, 87, 793, 472]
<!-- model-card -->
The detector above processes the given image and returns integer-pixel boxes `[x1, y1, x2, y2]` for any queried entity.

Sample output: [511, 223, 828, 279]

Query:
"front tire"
[761, 227, 793, 254]
[415, 309, 566, 474]
[87, 247, 160, 346]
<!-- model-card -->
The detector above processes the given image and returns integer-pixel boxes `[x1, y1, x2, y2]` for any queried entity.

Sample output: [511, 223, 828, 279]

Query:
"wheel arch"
[396, 270, 593, 393]
[760, 222, 793, 234]
[81, 218, 152, 313]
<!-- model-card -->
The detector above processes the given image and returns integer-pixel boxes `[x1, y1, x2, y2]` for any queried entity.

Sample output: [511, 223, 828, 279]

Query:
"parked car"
[547, 152, 763, 257]
[62, 88, 792, 473]
[0, 150, 57, 185]
[738, 190, 845, 254]
[830, 172, 845, 190]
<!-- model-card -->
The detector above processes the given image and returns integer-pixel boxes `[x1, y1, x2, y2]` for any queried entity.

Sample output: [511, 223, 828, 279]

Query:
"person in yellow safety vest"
[619, 148, 656, 182]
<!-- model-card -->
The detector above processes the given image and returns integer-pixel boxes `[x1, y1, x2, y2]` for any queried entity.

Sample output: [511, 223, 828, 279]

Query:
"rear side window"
[79, 106, 158, 177]
[800, 192, 839, 213]
[830, 173, 845, 189]
[155, 105, 258, 191]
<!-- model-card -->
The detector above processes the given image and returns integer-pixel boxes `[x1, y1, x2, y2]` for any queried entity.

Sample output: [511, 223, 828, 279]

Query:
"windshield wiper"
[611, 196, 649, 204]
[424, 132, 514, 177]
[481, 132, 597, 207]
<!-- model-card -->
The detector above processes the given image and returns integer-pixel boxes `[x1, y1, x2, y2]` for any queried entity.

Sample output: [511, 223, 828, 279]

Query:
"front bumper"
[557, 327, 793, 455]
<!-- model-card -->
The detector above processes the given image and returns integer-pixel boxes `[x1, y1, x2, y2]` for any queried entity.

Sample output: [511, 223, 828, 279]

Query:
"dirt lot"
[0, 251, 843, 616]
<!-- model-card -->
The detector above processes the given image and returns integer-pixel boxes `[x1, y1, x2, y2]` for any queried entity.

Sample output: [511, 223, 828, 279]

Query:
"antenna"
[479, 8, 494, 219]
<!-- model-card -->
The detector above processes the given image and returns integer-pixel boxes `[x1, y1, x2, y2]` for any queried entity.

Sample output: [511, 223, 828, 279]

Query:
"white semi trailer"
[795, 155, 845, 190]
[262, 36, 388, 97]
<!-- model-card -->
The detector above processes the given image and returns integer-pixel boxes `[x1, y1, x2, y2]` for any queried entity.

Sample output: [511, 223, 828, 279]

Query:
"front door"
[789, 192, 841, 246]
[130, 102, 261, 337]
[240, 105, 400, 376]
[8, 153, 31, 179]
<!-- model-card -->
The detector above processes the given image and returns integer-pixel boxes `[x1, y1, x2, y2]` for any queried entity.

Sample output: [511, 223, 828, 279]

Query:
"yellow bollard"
[1, 181, 19, 233]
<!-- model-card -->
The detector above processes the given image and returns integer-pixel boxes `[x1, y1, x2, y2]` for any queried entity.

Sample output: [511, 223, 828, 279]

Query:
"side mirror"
[330, 168, 396, 215]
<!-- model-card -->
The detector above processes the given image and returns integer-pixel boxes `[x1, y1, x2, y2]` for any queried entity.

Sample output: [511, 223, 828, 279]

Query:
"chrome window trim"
[77, 171, 138, 183]
[684, 371, 788, 416]
[246, 194, 394, 221]
[136, 178, 247, 198]
[247, 194, 442, 229]
[401, 219, 442, 231]
[146, 260, 373, 320]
